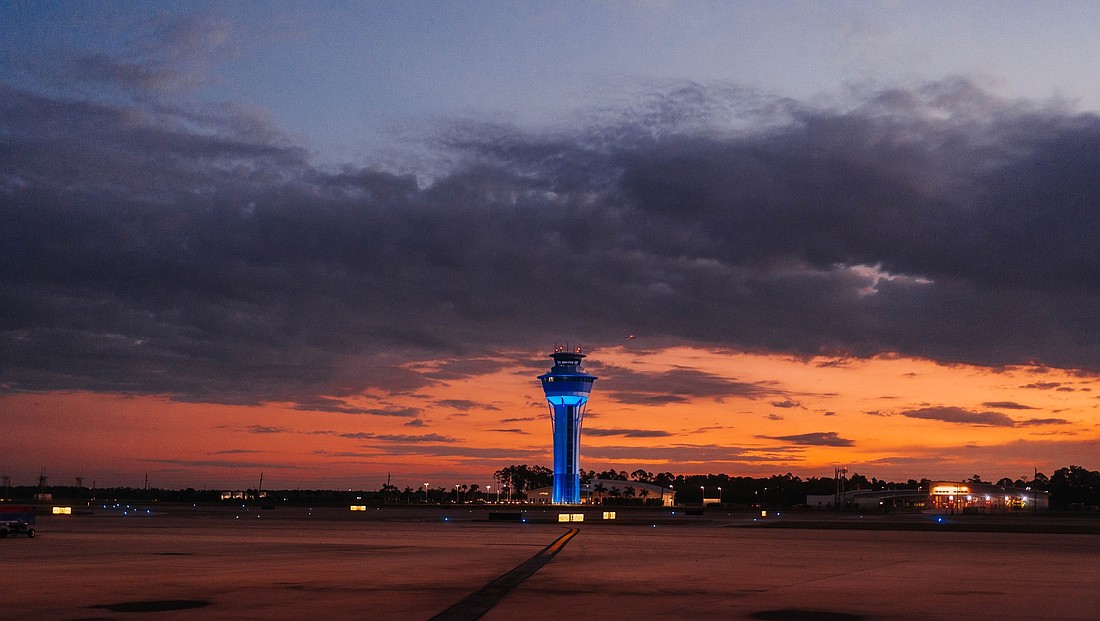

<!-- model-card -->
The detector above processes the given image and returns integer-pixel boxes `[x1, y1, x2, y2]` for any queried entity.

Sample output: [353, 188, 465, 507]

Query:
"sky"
[3, 1, 1100, 491]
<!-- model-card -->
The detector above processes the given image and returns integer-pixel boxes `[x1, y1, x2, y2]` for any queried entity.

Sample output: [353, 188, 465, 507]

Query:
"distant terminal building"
[926, 482, 1048, 513]
[219, 491, 267, 501]
[806, 481, 1048, 513]
[538, 346, 597, 505]
[527, 479, 676, 507]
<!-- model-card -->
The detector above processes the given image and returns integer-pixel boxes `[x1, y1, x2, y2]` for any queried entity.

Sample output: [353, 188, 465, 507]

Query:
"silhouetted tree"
[848, 473, 870, 490]
[379, 483, 399, 504]
[592, 482, 607, 504]
[493, 464, 552, 495]
[1047, 465, 1100, 510]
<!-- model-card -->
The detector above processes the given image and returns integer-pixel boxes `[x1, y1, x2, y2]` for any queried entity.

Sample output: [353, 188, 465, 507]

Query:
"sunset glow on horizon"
[4, 346, 1098, 490]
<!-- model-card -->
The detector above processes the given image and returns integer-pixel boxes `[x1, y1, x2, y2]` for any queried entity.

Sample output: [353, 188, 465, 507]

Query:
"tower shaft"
[551, 403, 583, 504]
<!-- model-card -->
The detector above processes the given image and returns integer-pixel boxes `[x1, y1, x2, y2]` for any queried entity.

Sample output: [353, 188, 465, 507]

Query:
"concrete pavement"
[3, 506, 1097, 620]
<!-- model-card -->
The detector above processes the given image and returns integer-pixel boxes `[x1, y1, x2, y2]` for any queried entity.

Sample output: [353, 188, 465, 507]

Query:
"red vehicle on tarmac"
[0, 506, 36, 538]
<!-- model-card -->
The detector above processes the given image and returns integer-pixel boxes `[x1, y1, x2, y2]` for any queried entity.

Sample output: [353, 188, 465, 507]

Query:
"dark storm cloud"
[982, 401, 1036, 410]
[1016, 418, 1072, 426]
[7, 64, 1100, 407]
[419, 358, 514, 381]
[900, 406, 1016, 427]
[757, 432, 855, 447]
[290, 398, 377, 414]
[293, 403, 420, 417]
[585, 444, 802, 463]
[585, 428, 674, 438]
[596, 365, 774, 405]
[330, 444, 547, 461]
[357, 407, 421, 418]
[143, 458, 302, 469]
[247, 425, 290, 434]
[436, 399, 499, 411]
[1021, 382, 1064, 390]
[602, 393, 690, 405]
[338, 432, 456, 443]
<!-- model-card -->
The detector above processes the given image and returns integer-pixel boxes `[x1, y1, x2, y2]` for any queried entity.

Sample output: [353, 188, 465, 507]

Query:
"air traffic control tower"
[538, 346, 597, 504]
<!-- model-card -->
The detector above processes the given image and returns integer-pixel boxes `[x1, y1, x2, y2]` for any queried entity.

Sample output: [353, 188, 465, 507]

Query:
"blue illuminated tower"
[538, 346, 597, 504]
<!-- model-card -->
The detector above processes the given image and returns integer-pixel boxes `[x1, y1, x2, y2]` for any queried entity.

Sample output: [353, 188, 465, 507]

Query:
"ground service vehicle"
[0, 506, 36, 538]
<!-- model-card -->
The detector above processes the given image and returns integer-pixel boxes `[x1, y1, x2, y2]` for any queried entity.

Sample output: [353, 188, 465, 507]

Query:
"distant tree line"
[6, 465, 1098, 509]
[489, 464, 1100, 510]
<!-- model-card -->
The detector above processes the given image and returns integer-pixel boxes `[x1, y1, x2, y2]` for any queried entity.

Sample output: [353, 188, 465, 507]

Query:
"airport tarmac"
[3, 506, 1098, 620]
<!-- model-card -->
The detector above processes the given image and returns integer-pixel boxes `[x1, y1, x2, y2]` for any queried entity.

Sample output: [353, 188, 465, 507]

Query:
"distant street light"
[423, 483, 429, 504]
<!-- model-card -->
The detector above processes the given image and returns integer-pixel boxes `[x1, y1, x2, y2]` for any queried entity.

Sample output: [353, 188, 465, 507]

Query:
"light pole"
[718, 486, 722, 506]
[700, 486, 705, 506]
[423, 483, 429, 504]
